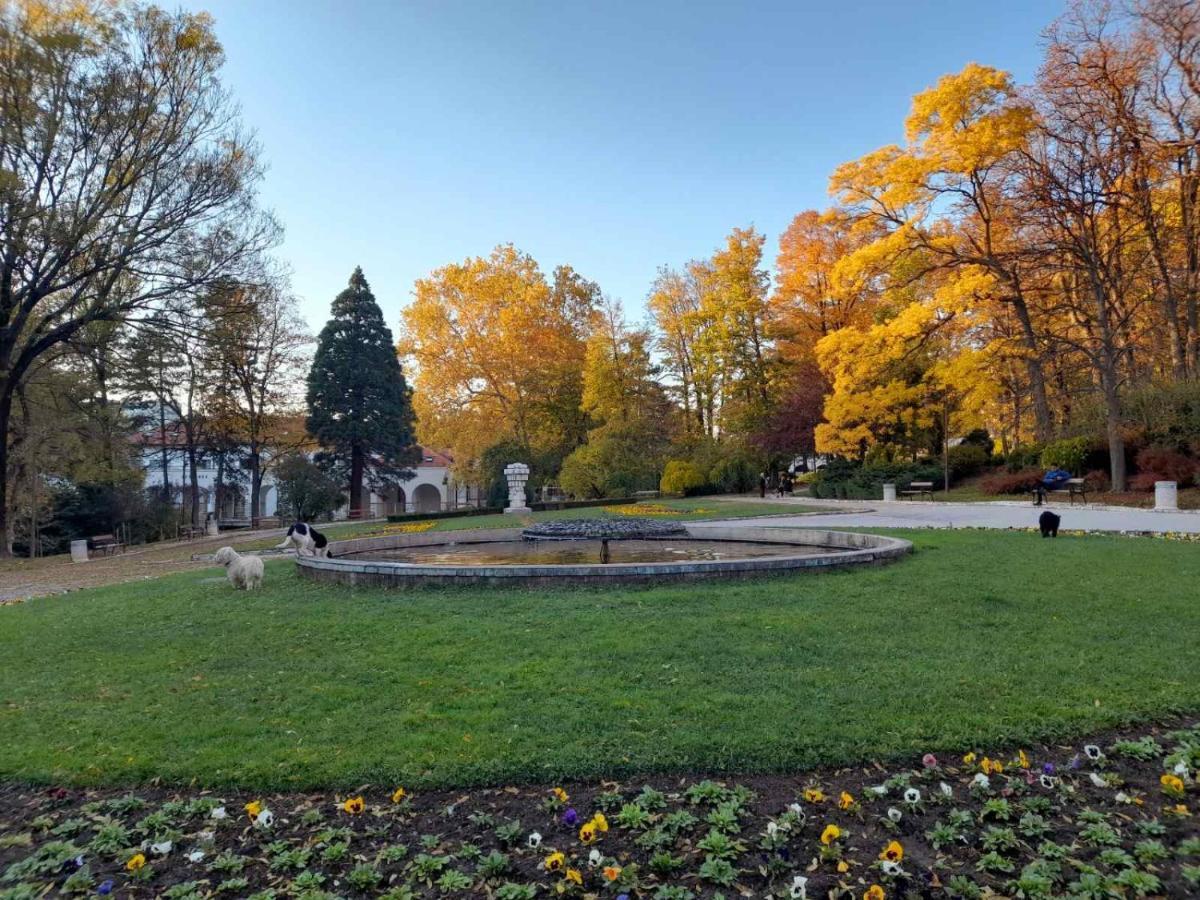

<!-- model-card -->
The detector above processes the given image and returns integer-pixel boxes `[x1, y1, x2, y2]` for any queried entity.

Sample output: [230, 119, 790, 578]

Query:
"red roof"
[417, 447, 454, 467]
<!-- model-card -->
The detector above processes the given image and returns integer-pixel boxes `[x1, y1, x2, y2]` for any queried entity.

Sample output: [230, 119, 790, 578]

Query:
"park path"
[735, 495, 1200, 533]
[0, 526, 292, 602]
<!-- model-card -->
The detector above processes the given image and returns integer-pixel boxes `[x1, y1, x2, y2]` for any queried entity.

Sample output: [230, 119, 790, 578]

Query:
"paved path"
[736, 496, 1200, 533]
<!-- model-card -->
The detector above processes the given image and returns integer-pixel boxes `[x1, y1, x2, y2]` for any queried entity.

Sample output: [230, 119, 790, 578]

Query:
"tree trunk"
[187, 445, 201, 527]
[249, 447, 261, 527]
[349, 444, 365, 518]
[0, 386, 13, 558]
[1009, 294, 1053, 443]
[1101, 366, 1126, 492]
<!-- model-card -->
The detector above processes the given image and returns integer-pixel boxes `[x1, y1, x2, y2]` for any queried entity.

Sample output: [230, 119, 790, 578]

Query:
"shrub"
[947, 444, 990, 479]
[810, 460, 944, 499]
[660, 461, 707, 496]
[1005, 443, 1043, 471]
[1083, 469, 1111, 492]
[1040, 437, 1090, 475]
[275, 455, 344, 521]
[1128, 472, 1160, 492]
[1134, 446, 1196, 488]
[979, 468, 1043, 496]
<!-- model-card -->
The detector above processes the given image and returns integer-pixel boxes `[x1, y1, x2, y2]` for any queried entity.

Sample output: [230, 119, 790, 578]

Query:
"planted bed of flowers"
[2, 722, 1198, 899]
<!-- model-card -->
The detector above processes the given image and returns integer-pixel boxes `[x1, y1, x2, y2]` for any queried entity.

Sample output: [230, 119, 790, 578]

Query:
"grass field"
[1, 528, 1197, 790]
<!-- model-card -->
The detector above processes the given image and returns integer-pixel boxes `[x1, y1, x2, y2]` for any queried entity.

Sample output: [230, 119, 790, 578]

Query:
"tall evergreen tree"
[307, 268, 419, 516]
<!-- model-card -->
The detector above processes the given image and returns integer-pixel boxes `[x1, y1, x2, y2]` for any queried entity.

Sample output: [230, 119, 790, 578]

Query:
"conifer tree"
[307, 268, 418, 516]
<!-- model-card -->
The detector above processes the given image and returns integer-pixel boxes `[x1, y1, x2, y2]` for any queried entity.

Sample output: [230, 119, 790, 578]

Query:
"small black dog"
[1039, 510, 1061, 538]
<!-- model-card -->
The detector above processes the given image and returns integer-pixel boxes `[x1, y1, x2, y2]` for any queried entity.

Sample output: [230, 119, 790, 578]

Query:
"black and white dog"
[1038, 510, 1061, 538]
[276, 522, 331, 558]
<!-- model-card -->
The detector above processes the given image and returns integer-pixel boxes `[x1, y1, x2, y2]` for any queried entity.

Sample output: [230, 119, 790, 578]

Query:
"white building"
[136, 426, 478, 525]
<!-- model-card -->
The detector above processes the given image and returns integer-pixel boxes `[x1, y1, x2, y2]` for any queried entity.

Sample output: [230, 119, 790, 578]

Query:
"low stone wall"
[295, 526, 912, 590]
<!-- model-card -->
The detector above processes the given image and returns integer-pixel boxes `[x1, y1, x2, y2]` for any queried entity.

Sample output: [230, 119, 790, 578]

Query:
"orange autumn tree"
[827, 63, 1053, 444]
[397, 245, 596, 474]
[815, 263, 999, 463]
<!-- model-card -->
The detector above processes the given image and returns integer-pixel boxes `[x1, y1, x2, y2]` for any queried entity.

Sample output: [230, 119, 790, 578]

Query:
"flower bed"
[1, 722, 1197, 898]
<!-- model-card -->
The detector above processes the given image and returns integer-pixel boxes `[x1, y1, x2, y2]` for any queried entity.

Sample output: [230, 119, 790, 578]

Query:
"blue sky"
[179, 0, 1057, 333]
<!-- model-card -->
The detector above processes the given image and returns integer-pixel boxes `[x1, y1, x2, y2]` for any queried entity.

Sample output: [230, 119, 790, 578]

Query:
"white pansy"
[868, 784, 888, 796]
[972, 773, 991, 789]
[1084, 744, 1103, 761]
[939, 782, 953, 798]
[149, 841, 172, 856]
[788, 802, 804, 815]
[881, 860, 906, 877]
[903, 787, 921, 804]
[1089, 773, 1108, 788]
[527, 832, 542, 849]
[1175, 761, 1189, 777]
[887, 807, 902, 822]
[790, 875, 809, 899]
[186, 850, 205, 863]
[254, 809, 274, 828]
[766, 821, 780, 837]
[209, 806, 227, 820]
[588, 849, 602, 868]
[1039, 774, 1057, 790]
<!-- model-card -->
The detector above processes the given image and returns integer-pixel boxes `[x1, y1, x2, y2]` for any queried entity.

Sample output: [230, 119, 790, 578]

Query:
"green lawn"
[1, 528, 1197, 790]
[240, 496, 818, 549]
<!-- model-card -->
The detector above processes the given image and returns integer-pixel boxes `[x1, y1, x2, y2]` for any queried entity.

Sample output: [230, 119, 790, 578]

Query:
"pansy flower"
[590, 812, 608, 832]
[820, 823, 841, 845]
[603, 865, 621, 881]
[391, 787, 407, 803]
[125, 853, 146, 872]
[864, 886, 885, 900]
[565, 868, 583, 885]
[545, 851, 565, 872]
[803, 787, 826, 803]
[562, 807, 579, 826]
[527, 831, 542, 849]
[879, 840, 903, 862]
[552, 786, 569, 803]
[838, 791, 855, 810]
[790, 874, 809, 898]
[579, 822, 597, 844]
[342, 796, 365, 815]
[243, 800, 262, 821]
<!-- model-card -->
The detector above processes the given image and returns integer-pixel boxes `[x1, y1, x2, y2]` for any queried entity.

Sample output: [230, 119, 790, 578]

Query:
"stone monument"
[503, 462, 532, 514]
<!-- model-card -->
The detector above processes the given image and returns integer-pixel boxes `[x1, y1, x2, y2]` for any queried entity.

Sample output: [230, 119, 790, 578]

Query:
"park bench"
[899, 481, 934, 500]
[634, 490, 661, 499]
[90, 534, 125, 556]
[1034, 477, 1089, 506]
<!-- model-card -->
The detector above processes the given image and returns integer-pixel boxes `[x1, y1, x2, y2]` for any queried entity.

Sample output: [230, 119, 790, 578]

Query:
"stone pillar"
[503, 462, 532, 514]
[882, 483, 897, 502]
[1154, 481, 1178, 511]
[70, 539, 89, 563]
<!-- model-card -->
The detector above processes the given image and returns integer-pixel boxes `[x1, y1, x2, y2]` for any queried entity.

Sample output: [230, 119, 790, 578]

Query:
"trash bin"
[70, 539, 89, 563]
[1155, 481, 1178, 511]
[882, 483, 897, 502]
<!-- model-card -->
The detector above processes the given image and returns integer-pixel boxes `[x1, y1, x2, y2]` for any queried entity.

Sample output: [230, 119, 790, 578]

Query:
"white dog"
[275, 522, 331, 558]
[213, 546, 264, 590]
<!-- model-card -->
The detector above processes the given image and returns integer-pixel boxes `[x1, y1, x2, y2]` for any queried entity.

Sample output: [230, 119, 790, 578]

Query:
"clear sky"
[178, 0, 1058, 333]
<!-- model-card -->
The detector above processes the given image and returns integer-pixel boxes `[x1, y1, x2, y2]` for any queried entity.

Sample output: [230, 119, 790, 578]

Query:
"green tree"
[274, 454, 344, 521]
[307, 268, 419, 516]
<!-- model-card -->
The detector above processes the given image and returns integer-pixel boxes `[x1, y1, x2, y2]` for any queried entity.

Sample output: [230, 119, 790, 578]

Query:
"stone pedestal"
[882, 483, 897, 502]
[1154, 480, 1178, 511]
[503, 462, 532, 514]
[206, 518, 219, 536]
[70, 539, 89, 563]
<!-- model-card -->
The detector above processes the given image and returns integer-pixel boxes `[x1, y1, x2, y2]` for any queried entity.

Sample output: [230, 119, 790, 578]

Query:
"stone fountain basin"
[294, 524, 911, 589]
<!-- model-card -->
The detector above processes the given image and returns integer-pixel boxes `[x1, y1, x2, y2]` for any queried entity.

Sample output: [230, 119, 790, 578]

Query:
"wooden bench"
[90, 534, 124, 556]
[633, 490, 661, 500]
[1049, 478, 1089, 505]
[899, 481, 934, 500]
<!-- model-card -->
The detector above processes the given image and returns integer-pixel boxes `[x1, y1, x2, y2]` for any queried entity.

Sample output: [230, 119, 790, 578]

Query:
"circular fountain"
[295, 517, 911, 589]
